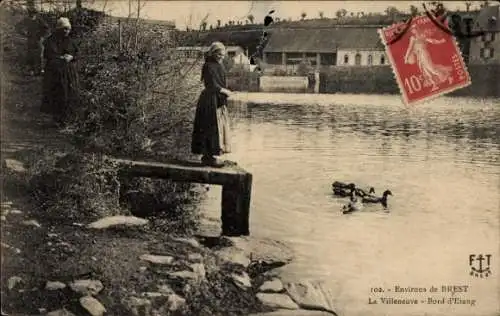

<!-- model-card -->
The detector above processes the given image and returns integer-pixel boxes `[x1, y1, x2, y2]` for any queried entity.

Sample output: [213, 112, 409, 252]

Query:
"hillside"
[178, 9, 481, 52]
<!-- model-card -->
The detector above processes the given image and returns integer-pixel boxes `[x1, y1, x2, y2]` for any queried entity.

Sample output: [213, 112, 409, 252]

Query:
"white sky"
[88, 1, 493, 29]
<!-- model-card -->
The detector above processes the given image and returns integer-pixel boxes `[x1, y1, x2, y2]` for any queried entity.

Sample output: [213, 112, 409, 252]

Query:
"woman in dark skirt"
[191, 42, 233, 167]
[41, 17, 80, 126]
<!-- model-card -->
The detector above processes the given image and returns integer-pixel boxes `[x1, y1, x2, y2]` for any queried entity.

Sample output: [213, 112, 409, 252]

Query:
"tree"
[335, 9, 347, 18]
[217, 19, 221, 27]
[247, 14, 254, 24]
[409, 5, 419, 16]
[301, 12, 307, 20]
[480, 1, 490, 8]
[464, 1, 473, 11]
[384, 6, 400, 20]
[319, 11, 324, 19]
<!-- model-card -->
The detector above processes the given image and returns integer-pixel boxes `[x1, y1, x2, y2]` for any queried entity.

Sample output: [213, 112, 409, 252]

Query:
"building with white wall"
[262, 26, 388, 74]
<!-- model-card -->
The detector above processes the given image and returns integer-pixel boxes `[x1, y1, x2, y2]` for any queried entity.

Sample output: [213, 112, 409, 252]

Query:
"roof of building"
[263, 27, 384, 53]
[105, 15, 176, 28]
[176, 45, 244, 52]
[472, 4, 500, 32]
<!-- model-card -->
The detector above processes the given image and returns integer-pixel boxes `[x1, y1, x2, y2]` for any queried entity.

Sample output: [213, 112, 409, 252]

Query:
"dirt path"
[1, 67, 73, 159]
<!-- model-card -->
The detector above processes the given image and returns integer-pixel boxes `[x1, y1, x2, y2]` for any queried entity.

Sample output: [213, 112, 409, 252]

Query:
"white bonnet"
[56, 17, 71, 29]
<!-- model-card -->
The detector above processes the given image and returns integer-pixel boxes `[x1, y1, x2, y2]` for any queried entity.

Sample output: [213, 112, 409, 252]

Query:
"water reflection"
[229, 96, 500, 165]
[201, 94, 499, 316]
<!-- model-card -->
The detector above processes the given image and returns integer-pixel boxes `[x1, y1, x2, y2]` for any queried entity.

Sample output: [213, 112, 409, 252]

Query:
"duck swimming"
[332, 181, 355, 190]
[333, 183, 356, 197]
[342, 191, 363, 214]
[355, 187, 375, 198]
[361, 190, 393, 209]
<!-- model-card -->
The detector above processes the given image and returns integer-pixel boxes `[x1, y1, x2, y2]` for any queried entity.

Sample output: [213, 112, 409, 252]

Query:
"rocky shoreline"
[2, 158, 338, 316]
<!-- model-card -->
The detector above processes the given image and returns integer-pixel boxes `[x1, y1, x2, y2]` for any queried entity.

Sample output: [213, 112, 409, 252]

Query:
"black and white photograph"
[1, 1, 499, 315]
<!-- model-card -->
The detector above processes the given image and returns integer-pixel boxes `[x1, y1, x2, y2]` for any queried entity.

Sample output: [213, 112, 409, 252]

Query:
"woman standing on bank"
[41, 17, 80, 126]
[191, 42, 233, 167]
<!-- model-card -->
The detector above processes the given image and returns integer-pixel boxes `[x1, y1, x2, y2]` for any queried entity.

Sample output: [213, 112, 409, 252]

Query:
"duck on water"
[342, 190, 363, 214]
[362, 190, 393, 209]
[333, 181, 393, 212]
[332, 182, 375, 198]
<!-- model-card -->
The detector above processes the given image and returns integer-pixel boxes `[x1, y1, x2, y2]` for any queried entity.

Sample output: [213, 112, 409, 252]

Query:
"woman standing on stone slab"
[191, 42, 233, 167]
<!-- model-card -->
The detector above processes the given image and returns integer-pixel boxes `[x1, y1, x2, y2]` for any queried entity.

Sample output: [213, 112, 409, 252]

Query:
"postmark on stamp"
[379, 15, 471, 106]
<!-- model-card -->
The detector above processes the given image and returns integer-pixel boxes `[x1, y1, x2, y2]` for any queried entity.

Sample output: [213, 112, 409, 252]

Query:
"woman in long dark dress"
[41, 17, 80, 126]
[191, 42, 233, 167]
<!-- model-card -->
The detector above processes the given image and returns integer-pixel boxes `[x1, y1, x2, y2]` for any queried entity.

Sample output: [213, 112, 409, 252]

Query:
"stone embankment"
[2, 158, 339, 316]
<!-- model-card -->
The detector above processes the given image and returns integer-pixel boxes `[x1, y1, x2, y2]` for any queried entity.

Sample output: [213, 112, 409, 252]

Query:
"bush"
[2, 3, 207, 233]
[28, 150, 124, 223]
[73, 16, 206, 232]
[72, 19, 203, 160]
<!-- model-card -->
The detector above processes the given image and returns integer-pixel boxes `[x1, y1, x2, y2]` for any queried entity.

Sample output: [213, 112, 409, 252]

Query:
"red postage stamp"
[379, 15, 471, 106]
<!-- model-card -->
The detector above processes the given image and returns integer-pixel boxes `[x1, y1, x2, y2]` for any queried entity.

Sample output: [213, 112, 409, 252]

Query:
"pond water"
[200, 93, 499, 316]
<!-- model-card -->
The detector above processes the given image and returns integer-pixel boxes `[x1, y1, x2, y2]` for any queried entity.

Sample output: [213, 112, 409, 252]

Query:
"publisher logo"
[469, 254, 492, 278]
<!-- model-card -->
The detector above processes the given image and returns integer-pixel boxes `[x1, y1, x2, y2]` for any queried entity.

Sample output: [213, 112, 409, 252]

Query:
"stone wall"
[319, 64, 500, 97]
[259, 76, 309, 93]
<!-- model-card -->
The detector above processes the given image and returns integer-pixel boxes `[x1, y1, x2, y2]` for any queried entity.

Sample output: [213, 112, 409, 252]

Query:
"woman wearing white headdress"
[41, 17, 80, 126]
[191, 41, 234, 167]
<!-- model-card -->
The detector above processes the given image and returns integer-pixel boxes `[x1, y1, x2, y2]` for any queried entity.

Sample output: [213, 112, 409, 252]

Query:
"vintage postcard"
[1, 1, 498, 316]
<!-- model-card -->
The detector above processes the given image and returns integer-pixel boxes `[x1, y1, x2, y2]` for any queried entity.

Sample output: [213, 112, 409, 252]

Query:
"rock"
[259, 278, 284, 293]
[4, 159, 26, 173]
[47, 308, 77, 316]
[7, 276, 23, 290]
[9, 209, 22, 215]
[1, 216, 6, 222]
[164, 293, 186, 312]
[1, 209, 9, 216]
[140, 254, 174, 265]
[189, 263, 206, 281]
[138, 266, 147, 272]
[21, 219, 41, 228]
[124, 296, 152, 316]
[284, 281, 337, 314]
[171, 237, 200, 248]
[45, 281, 67, 291]
[69, 279, 104, 296]
[231, 271, 252, 290]
[80, 296, 106, 316]
[256, 293, 300, 310]
[142, 292, 167, 298]
[1, 201, 13, 208]
[87, 215, 148, 229]
[157, 284, 174, 294]
[214, 247, 251, 268]
[168, 270, 198, 282]
[248, 310, 335, 316]
[47, 233, 59, 238]
[225, 237, 294, 267]
[187, 253, 203, 263]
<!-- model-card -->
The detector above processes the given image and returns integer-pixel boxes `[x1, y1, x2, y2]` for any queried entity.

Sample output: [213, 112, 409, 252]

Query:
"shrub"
[69, 15, 206, 232]
[28, 150, 124, 223]
[2, 3, 207, 233]
[72, 18, 203, 160]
